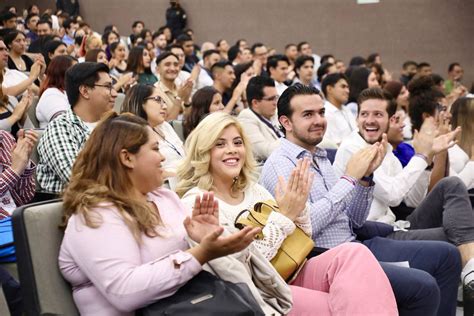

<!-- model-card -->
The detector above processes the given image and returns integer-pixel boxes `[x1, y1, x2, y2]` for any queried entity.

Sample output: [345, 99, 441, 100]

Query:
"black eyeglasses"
[144, 96, 164, 104]
[261, 95, 279, 102]
[93, 83, 114, 94]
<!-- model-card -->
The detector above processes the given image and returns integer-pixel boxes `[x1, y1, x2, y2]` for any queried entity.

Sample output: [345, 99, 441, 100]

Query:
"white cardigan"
[181, 184, 312, 261]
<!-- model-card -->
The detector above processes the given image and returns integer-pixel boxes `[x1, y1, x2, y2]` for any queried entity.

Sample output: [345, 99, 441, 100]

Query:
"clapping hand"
[184, 192, 220, 243]
[275, 158, 314, 221]
[365, 134, 388, 176]
[185, 192, 261, 263]
[11, 129, 38, 175]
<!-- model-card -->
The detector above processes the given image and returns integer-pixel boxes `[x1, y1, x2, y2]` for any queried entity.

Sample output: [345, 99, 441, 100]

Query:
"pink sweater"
[59, 188, 202, 316]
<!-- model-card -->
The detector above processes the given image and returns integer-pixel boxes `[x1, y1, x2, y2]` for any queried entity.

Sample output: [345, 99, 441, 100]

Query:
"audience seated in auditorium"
[176, 111, 397, 315]
[333, 87, 474, 308]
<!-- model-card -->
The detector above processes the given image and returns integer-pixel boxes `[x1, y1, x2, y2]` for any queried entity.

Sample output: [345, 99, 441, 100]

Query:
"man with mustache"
[260, 84, 461, 315]
[334, 87, 474, 309]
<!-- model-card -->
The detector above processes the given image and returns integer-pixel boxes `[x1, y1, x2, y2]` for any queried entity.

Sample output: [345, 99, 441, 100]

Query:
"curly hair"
[176, 112, 257, 197]
[62, 112, 162, 242]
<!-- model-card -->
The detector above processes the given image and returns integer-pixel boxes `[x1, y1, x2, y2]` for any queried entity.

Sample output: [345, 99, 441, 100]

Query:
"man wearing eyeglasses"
[37, 62, 117, 193]
[237, 76, 282, 163]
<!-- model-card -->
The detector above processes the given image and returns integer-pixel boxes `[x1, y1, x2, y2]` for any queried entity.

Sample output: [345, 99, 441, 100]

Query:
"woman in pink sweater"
[58, 112, 261, 315]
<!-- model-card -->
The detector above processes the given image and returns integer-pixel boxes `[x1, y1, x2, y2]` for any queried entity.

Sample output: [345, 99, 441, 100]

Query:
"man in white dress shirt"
[321, 73, 356, 146]
[194, 49, 220, 91]
[333, 87, 474, 290]
[268, 54, 289, 96]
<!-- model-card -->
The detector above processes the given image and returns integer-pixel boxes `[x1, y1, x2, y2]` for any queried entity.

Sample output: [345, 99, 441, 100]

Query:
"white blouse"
[449, 144, 474, 190]
[181, 183, 312, 261]
[155, 121, 185, 190]
[36, 88, 70, 128]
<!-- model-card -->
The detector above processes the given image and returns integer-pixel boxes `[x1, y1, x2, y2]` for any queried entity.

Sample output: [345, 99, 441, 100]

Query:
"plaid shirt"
[0, 131, 36, 218]
[260, 138, 374, 248]
[37, 110, 91, 193]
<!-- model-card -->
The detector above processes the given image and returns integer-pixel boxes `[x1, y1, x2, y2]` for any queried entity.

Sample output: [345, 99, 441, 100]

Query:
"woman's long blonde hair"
[451, 97, 474, 158]
[62, 112, 162, 242]
[176, 112, 257, 197]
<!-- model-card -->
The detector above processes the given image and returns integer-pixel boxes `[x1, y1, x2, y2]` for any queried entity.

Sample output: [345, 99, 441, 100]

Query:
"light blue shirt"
[259, 138, 374, 248]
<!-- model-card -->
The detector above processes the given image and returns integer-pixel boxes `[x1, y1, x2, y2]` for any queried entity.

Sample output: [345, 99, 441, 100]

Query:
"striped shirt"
[260, 138, 374, 248]
[0, 131, 36, 218]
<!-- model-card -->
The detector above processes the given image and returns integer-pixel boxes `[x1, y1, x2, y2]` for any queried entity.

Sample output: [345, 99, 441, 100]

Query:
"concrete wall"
[5, 0, 474, 87]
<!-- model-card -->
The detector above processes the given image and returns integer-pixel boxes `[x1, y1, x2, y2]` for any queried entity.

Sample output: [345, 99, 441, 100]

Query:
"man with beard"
[334, 87, 474, 310]
[260, 84, 461, 316]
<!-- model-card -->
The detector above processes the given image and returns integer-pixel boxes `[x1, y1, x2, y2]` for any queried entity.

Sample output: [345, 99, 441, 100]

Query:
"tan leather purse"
[235, 200, 314, 282]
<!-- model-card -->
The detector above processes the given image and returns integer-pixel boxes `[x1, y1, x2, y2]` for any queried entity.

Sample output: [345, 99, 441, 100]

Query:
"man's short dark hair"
[152, 30, 164, 40]
[246, 76, 275, 108]
[211, 61, 232, 76]
[65, 62, 110, 108]
[167, 43, 183, 51]
[295, 55, 314, 70]
[357, 87, 397, 118]
[155, 51, 178, 66]
[285, 43, 296, 50]
[296, 41, 309, 52]
[0, 11, 16, 24]
[25, 13, 39, 26]
[62, 17, 74, 30]
[417, 62, 431, 70]
[317, 62, 334, 82]
[278, 84, 320, 134]
[402, 60, 417, 69]
[367, 53, 379, 64]
[227, 45, 240, 63]
[203, 49, 220, 61]
[267, 54, 289, 70]
[320, 54, 334, 65]
[176, 33, 192, 44]
[37, 18, 52, 29]
[294, 55, 314, 77]
[321, 73, 348, 96]
[132, 20, 144, 28]
[250, 42, 265, 55]
[448, 62, 461, 72]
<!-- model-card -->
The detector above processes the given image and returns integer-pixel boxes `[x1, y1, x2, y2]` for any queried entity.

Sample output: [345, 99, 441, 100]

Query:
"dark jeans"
[388, 177, 474, 245]
[364, 237, 461, 316]
[0, 266, 23, 316]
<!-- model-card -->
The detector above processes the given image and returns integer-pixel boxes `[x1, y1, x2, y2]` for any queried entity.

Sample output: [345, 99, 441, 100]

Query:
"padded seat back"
[12, 200, 78, 315]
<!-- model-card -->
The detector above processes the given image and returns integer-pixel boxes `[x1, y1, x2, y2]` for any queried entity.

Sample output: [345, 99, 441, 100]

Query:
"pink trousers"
[288, 243, 397, 316]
